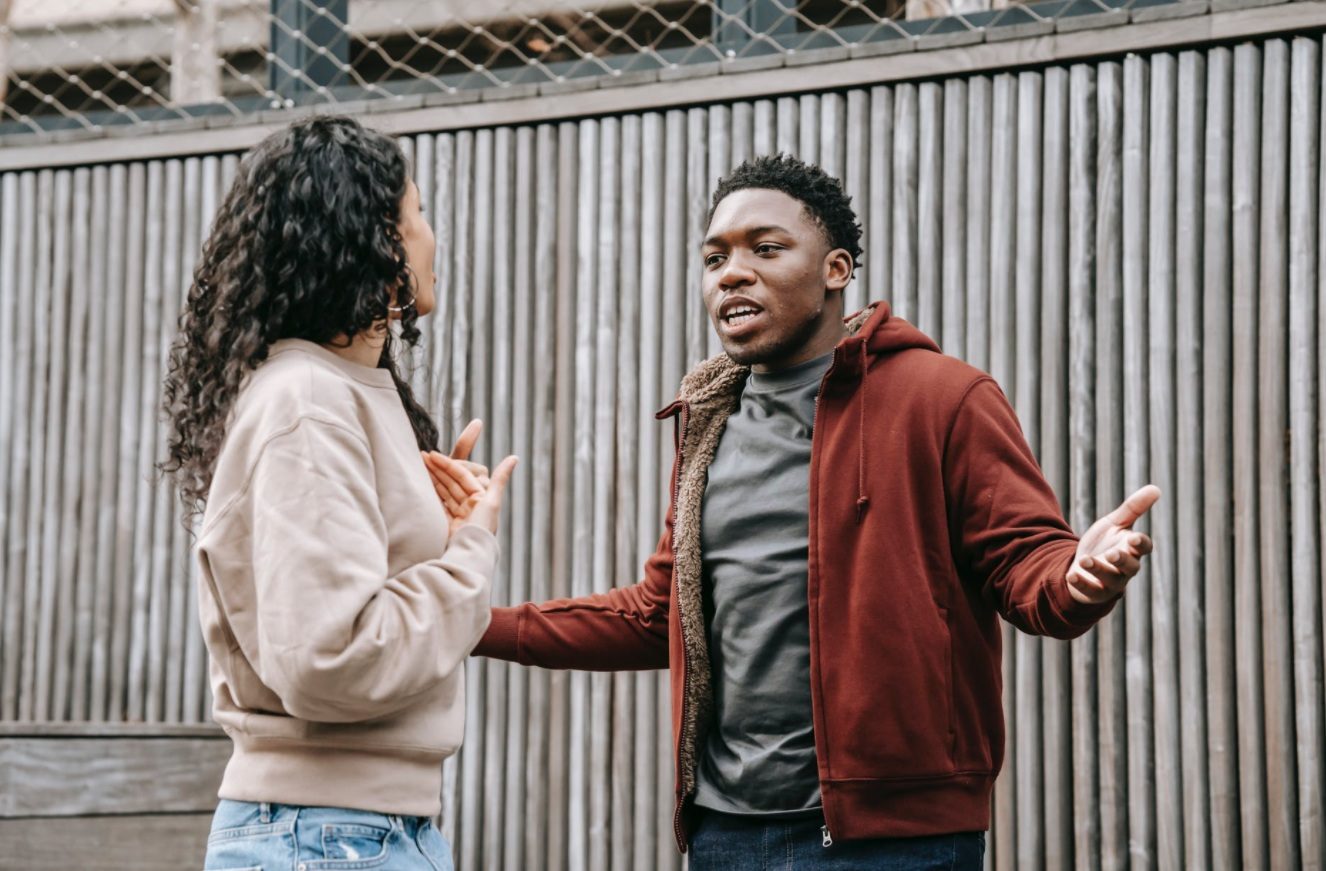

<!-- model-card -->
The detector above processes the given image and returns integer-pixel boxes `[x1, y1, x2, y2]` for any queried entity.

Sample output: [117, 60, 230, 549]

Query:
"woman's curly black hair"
[708, 153, 864, 277]
[161, 114, 438, 516]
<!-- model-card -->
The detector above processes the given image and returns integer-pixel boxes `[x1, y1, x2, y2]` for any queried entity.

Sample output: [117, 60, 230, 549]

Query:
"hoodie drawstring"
[855, 341, 870, 523]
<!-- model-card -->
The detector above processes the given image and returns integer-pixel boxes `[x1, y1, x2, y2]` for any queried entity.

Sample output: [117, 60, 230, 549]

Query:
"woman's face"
[397, 179, 436, 316]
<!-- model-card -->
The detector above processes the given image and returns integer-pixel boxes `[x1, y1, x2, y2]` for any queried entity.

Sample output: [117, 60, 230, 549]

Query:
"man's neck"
[751, 319, 849, 374]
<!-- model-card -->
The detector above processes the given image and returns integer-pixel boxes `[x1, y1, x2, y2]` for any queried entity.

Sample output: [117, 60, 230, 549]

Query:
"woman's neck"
[322, 326, 387, 369]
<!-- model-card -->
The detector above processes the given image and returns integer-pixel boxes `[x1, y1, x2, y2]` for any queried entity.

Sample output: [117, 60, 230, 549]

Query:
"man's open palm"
[1067, 485, 1161, 605]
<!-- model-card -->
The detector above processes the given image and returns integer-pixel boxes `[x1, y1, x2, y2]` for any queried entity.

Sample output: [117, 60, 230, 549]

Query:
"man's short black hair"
[708, 153, 864, 278]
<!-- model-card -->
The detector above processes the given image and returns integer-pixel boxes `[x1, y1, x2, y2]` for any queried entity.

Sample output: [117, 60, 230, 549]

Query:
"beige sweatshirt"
[195, 338, 497, 817]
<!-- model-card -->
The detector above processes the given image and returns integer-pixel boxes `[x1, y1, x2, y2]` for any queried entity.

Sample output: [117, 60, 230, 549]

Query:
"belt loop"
[259, 802, 271, 824]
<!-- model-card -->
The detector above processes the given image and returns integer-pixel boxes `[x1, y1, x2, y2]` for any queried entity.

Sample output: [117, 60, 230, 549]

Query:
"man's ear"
[825, 248, 853, 292]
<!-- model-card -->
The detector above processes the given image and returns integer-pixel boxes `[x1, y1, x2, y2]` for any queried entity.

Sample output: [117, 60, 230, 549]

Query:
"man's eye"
[756, 244, 780, 255]
[705, 254, 724, 268]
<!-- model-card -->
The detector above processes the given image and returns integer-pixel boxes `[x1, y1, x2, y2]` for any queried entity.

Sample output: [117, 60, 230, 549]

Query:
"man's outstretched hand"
[1066, 485, 1161, 605]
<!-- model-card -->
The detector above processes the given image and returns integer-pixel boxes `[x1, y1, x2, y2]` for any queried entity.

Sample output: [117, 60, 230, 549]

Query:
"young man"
[438, 155, 1157, 869]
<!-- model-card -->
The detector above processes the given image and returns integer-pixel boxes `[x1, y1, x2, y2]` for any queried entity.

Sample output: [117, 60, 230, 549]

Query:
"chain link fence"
[0, 0, 1180, 137]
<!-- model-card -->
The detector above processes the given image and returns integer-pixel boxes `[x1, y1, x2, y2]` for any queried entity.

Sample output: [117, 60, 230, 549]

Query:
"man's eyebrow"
[702, 225, 794, 247]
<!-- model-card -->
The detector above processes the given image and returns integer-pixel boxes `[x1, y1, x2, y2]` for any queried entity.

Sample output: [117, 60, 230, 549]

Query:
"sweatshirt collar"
[267, 338, 397, 389]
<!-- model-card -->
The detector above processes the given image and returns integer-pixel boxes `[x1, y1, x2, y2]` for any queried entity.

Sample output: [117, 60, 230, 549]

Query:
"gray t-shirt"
[692, 351, 834, 817]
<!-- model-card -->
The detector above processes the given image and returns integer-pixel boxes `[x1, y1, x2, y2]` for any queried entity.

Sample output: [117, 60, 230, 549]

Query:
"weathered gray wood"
[1288, 35, 1325, 871]
[1014, 68, 1045, 871]
[941, 78, 966, 358]
[777, 95, 799, 156]
[634, 110, 665, 871]
[753, 98, 775, 156]
[109, 162, 148, 725]
[685, 108, 708, 368]
[612, 114, 643, 871]
[1093, 59, 1130, 871]
[1039, 65, 1073, 871]
[1175, 48, 1212, 871]
[799, 93, 820, 165]
[461, 125, 493, 871]
[916, 81, 943, 340]
[844, 89, 869, 315]
[820, 91, 846, 182]
[0, 735, 228, 816]
[1146, 50, 1184, 871]
[965, 75, 991, 371]
[1202, 44, 1242, 871]
[1258, 38, 1302, 871]
[866, 86, 892, 306]
[707, 104, 731, 361]
[988, 69, 1019, 871]
[1122, 52, 1156, 871]
[1067, 60, 1100, 871]
[501, 123, 536, 871]
[484, 123, 516, 871]
[892, 83, 919, 323]
[0, 813, 213, 870]
[20, 170, 54, 724]
[0, 172, 18, 722]
[1232, 40, 1270, 871]
[0, 171, 30, 723]
[730, 101, 753, 168]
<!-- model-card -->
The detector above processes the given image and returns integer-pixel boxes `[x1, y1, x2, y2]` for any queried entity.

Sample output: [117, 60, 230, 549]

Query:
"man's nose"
[718, 251, 755, 289]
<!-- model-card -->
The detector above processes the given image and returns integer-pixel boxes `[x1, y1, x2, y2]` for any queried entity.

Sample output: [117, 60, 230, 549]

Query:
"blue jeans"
[689, 810, 985, 871]
[203, 800, 454, 870]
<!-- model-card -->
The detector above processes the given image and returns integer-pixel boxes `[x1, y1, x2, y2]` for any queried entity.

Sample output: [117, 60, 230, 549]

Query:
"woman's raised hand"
[422, 420, 518, 535]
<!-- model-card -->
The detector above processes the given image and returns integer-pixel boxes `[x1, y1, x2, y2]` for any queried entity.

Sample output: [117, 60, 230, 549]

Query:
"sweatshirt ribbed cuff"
[473, 606, 521, 661]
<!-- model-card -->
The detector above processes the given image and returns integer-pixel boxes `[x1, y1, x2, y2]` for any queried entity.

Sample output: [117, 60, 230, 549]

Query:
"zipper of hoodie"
[810, 354, 839, 849]
[670, 402, 693, 852]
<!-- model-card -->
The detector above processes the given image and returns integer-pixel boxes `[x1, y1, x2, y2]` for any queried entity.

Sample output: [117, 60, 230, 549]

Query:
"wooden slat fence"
[0, 33, 1323, 871]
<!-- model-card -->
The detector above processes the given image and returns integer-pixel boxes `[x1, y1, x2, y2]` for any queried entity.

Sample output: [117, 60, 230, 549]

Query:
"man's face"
[701, 188, 849, 370]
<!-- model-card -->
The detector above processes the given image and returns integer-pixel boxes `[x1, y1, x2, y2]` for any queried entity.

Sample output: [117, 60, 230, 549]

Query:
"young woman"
[162, 115, 514, 871]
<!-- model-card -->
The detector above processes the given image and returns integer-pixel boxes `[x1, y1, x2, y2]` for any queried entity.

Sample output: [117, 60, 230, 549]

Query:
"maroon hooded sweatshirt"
[475, 302, 1117, 851]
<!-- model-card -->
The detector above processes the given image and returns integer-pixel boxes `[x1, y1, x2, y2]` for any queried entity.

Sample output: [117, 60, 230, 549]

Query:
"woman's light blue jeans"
[203, 799, 454, 871]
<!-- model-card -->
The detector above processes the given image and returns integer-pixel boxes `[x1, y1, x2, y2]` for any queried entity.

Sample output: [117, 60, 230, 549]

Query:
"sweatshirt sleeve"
[472, 505, 673, 671]
[238, 416, 498, 722]
[944, 378, 1118, 639]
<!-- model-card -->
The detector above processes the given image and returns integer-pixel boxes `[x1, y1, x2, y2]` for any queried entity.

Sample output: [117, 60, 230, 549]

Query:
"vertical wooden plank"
[0, 172, 21, 721]
[109, 162, 147, 725]
[941, 78, 966, 359]
[1232, 40, 1270, 871]
[1037, 62, 1071, 871]
[916, 81, 943, 340]
[731, 101, 754, 167]
[988, 70, 1019, 871]
[1175, 48, 1212, 871]
[34, 169, 72, 722]
[1123, 53, 1157, 871]
[429, 133, 455, 430]
[1258, 38, 1301, 871]
[501, 123, 536, 871]
[521, 121, 558, 871]
[686, 108, 708, 368]
[588, 116, 617, 871]
[1014, 68, 1045, 871]
[410, 133, 435, 403]
[1288, 35, 1324, 871]
[798, 93, 819, 164]
[1202, 44, 1242, 871]
[866, 86, 892, 307]
[820, 91, 846, 180]
[483, 124, 516, 871]
[611, 114, 642, 871]
[1068, 60, 1100, 871]
[777, 95, 799, 156]
[966, 75, 992, 371]
[0, 171, 32, 722]
[1147, 51, 1184, 871]
[89, 164, 124, 723]
[634, 110, 665, 871]
[892, 83, 919, 322]
[753, 98, 776, 157]
[706, 104, 730, 360]
[463, 126, 495, 871]
[1094, 58, 1130, 871]
[844, 89, 869, 316]
[56, 167, 93, 722]
[21, 169, 55, 723]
